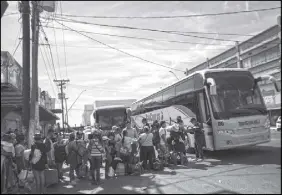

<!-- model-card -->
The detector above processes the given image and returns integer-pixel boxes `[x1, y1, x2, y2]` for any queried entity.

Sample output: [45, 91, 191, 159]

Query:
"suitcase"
[44, 169, 59, 187]
[115, 163, 125, 176]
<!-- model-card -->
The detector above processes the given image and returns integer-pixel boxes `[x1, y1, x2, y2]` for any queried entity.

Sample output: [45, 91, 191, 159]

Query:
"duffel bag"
[153, 160, 164, 171]
[115, 163, 125, 176]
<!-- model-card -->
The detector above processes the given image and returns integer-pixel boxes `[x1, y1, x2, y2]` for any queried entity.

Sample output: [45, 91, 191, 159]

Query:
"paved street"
[45, 131, 281, 194]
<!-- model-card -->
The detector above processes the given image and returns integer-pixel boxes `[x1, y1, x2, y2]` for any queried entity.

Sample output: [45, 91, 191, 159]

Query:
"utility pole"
[65, 97, 69, 126]
[54, 79, 69, 137]
[236, 41, 242, 68]
[29, 1, 40, 148]
[21, 1, 31, 146]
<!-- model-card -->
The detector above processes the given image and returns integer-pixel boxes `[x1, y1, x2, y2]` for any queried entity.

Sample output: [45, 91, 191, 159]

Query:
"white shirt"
[123, 128, 138, 139]
[159, 127, 167, 145]
[121, 136, 132, 152]
[139, 133, 153, 147]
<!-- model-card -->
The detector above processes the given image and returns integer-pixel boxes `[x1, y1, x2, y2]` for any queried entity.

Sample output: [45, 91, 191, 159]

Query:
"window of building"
[242, 57, 252, 68]
[265, 46, 279, 62]
[251, 52, 266, 67]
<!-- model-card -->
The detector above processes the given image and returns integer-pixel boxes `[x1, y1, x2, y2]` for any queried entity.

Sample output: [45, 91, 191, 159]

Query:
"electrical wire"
[43, 25, 236, 46]
[39, 35, 60, 93]
[51, 16, 279, 44]
[45, 24, 254, 37]
[59, 1, 68, 78]
[58, 6, 281, 19]
[68, 84, 131, 93]
[12, 39, 22, 56]
[40, 24, 58, 80]
[39, 43, 229, 51]
[12, 27, 22, 57]
[52, 19, 63, 79]
[39, 44, 57, 96]
[54, 20, 185, 72]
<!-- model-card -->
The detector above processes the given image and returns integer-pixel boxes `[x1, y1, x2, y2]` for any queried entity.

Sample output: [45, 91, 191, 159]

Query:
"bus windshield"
[96, 109, 126, 130]
[206, 71, 267, 120]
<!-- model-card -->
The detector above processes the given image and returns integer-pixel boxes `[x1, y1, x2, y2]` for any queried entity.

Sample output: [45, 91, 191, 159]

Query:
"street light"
[65, 89, 87, 123]
[169, 71, 179, 80]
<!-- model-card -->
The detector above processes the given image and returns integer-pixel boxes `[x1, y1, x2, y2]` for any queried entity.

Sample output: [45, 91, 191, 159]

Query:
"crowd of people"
[1, 116, 205, 193]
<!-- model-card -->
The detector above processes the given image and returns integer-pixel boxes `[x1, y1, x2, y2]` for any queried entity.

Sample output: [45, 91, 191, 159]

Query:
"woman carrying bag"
[119, 130, 132, 175]
[138, 126, 154, 171]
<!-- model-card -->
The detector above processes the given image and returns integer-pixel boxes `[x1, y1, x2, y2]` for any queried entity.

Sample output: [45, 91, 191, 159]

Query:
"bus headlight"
[264, 118, 270, 129]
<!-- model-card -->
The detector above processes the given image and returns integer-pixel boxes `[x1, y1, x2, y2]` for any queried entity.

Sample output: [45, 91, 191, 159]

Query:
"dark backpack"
[152, 129, 160, 146]
[54, 143, 67, 162]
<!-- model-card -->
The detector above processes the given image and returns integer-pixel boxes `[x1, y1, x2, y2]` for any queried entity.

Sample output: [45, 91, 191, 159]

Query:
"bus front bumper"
[215, 131, 271, 150]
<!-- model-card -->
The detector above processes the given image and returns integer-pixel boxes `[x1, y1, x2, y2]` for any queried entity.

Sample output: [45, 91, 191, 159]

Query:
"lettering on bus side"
[218, 121, 224, 126]
[238, 120, 260, 126]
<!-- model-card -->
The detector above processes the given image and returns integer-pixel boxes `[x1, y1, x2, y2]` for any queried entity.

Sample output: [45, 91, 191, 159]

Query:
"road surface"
[46, 131, 281, 194]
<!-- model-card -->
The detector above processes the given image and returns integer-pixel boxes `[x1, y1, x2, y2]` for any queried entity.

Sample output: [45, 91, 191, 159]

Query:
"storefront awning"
[1, 90, 59, 121]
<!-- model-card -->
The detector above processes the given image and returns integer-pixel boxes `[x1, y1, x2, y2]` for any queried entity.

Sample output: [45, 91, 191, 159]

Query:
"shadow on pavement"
[203, 144, 281, 167]
[47, 175, 165, 194]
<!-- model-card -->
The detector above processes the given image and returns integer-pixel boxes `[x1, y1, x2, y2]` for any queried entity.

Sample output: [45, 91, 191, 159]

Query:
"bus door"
[196, 91, 214, 151]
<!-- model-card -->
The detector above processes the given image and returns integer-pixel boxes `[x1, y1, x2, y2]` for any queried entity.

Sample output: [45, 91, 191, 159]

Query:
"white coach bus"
[131, 68, 280, 151]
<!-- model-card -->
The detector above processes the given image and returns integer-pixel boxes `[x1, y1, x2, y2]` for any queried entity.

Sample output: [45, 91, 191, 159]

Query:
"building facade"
[1, 51, 59, 135]
[185, 24, 281, 125]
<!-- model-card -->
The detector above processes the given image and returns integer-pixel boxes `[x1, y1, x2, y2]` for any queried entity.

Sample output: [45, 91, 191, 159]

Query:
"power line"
[54, 20, 185, 73]
[45, 24, 254, 37]
[51, 16, 277, 44]
[68, 84, 132, 92]
[58, 6, 281, 19]
[51, 19, 63, 79]
[59, 1, 68, 78]
[39, 24, 58, 80]
[39, 43, 229, 51]
[39, 44, 57, 96]
[43, 25, 236, 46]
[12, 39, 22, 56]
[39, 35, 60, 93]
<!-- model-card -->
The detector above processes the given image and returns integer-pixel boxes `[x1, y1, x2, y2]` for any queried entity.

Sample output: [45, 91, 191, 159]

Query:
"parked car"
[276, 116, 281, 131]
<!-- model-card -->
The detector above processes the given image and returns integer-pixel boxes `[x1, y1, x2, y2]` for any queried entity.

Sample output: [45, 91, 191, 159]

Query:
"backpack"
[54, 143, 67, 162]
[152, 129, 160, 146]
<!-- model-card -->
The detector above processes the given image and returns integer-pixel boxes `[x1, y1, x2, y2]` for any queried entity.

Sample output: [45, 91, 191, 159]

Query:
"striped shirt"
[89, 139, 104, 157]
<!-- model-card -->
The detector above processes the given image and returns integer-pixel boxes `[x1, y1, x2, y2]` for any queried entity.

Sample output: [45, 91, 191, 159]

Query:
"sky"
[1, 1, 281, 126]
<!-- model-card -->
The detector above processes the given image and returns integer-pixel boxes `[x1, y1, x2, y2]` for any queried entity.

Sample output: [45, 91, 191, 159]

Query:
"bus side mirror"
[206, 78, 217, 95]
[255, 75, 280, 92]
